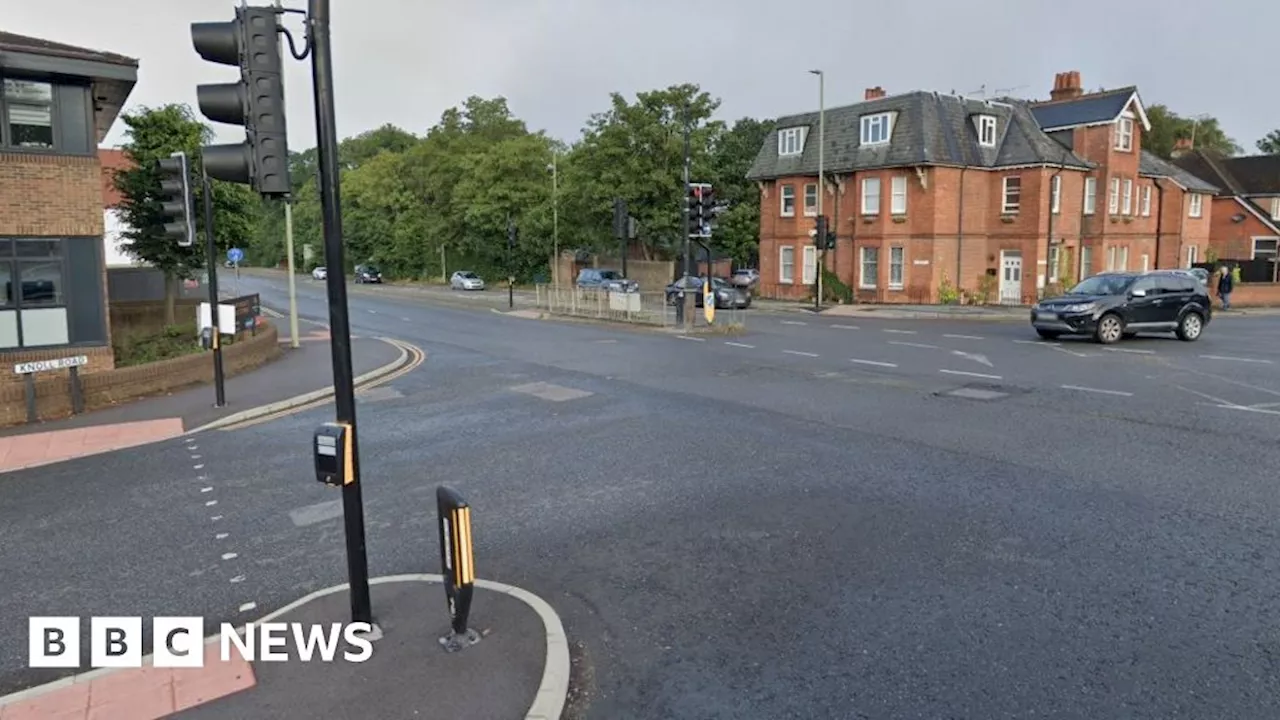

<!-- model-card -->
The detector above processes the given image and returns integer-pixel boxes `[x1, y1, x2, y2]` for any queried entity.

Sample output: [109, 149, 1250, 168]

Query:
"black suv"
[1030, 271, 1211, 344]
[354, 264, 382, 283]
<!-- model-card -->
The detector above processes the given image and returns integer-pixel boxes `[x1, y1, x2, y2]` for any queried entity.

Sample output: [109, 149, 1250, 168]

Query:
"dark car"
[1030, 270, 1211, 344]
[576, 268, 638, 293]
[354, 264, 382, 284]
[665, 275, 751, 309]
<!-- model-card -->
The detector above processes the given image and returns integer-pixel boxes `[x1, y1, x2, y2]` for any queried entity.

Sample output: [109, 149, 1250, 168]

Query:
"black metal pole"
[309, 0, 371, 625]
[680, 107, 692, 327]
[201, 169, 226, 407]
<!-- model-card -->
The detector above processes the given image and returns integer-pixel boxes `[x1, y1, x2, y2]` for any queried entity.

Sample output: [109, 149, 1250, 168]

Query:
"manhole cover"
[946, 387, 1008, 400]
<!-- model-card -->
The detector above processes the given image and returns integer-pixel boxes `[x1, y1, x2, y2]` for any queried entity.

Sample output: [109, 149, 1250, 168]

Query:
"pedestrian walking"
[1216, 265, 1234, 310]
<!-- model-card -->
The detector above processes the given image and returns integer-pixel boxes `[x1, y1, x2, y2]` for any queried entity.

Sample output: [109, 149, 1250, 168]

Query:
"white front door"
[999, 251, 1023, 305]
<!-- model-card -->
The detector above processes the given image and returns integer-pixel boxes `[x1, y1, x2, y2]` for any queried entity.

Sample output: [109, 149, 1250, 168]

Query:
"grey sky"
[10, 1, 1278, 152]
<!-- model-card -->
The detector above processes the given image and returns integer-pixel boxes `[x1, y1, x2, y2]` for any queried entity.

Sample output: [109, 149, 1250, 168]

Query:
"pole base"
[438, 628, 481, 653]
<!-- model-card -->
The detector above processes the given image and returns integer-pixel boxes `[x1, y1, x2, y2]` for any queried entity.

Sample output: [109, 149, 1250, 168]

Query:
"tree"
[1143, 105, 1240, 159]
[710, 117, 775, 265]
[1256, 130, 1280, 155]
[112, 104, 259, 323]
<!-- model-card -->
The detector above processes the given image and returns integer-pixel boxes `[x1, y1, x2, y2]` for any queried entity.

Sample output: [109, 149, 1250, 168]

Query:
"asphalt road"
[4, 273, 1280, 719]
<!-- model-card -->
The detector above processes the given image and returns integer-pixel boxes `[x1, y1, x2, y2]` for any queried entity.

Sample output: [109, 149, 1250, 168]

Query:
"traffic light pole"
[680, 107, 692, 330]
[201, 167, 226, 408]
[278, 0, 300, 350]
[309, 0, 372, 625]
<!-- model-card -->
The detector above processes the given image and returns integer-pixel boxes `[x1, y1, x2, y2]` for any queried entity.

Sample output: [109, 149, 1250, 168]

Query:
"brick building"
[747, 71, 1218, 304]
[0, 31, 137, 372]
[1171, 149, 1280, 264]
[99, 147, 137, 266]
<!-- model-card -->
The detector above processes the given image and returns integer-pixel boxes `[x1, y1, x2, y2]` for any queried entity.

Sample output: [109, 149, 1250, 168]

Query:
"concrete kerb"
[0, 574, 571, 720]
[184, 337, 410, 434]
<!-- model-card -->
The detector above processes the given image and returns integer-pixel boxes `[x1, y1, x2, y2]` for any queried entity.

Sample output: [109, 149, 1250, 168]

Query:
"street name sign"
[14, 355, 88, 375]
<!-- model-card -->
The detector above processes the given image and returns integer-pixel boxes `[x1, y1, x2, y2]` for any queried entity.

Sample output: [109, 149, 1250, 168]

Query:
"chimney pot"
[1049, 70, 1083, 101]
[864, 86, 886, 100]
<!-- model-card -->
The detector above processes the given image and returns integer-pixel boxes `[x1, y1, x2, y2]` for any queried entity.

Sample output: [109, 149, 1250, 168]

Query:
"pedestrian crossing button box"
[314, 422, 351, 486]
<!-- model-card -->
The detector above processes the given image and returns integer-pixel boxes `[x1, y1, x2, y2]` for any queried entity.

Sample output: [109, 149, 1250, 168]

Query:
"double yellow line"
[218, 337, 425, 431]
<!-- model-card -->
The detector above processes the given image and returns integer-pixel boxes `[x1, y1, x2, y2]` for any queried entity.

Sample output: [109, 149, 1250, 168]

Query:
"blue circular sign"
[227, 248, 244, 263]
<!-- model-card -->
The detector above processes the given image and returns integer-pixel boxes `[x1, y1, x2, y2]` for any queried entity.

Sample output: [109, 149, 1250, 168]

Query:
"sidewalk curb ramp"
[185, 337, 414, 434]
[0, 574, 570, 720]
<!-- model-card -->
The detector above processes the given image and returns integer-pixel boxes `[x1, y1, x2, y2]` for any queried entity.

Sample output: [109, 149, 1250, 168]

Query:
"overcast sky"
[10, 0, 1278, 153]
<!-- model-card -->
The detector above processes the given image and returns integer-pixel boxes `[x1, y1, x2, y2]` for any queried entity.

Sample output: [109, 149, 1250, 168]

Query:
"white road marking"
[1206, 404, 1280, 416]
[1104, 347, 1154, 355]
[1051, 345, 1093, 358]
[193, 464, 204, 470]
[1177, 385, 1239, 408]
[216, 533, 229, 540]
[186, 445, 198, 450]
[230, 575, 245, 584]
[1251, 402, 1280, 409]
[190, 454, 201, 459]
[725, 342, 755, 348]
[238, 602, 257, 612]
[882, 329, 917, 334]
[939, 369, 1003, 380]
[889, 341, 940, 349]
[210, 515, 223, 521]
[781, 320, 807, 326]
[200, 487, 213, 493]
[221, 552, 238, 561]
[205, 500, 218, 507]
[951, 350, 994, 367]
[1200, 354, 1273, 364]
[367, 309, 377, 314]
[832, 324, 859, 330]
[944, 334, 984, 340]
[675, 335, 705, 342]
[401, 316, 412, 321]
[1061, 384, 1133, 397]
[850, 358, 898, 368]
[783, 350, 819, 357]
[1014, 339, 1054, 345]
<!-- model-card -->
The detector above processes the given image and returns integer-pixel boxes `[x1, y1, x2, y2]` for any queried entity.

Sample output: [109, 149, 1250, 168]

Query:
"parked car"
[354, 264, 382, 284]
[1030, 270, 1211, 344]
[311, 266, 327, 280]
[665, 275, 752, 309]
[450, 270, 485, 291]
[576, 268, 638, 293]
[1177, 267, 1210, 287]
[730, 268, 759, 289]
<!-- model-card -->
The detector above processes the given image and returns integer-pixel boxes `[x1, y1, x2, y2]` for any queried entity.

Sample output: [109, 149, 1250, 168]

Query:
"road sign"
[14, 355, 88, 375]
[703, 280, 715, 324]
[227, 247, 244, 264]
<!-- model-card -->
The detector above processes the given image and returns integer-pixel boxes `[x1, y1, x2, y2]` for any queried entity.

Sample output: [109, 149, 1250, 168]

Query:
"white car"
[450, 271, 485, 291]
[311, 266, 327, 280]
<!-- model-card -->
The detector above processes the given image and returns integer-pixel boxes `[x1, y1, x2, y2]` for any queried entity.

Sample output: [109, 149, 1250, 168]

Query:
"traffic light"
[688, 183, 712, 237]
[191, 6, 291, 196]
[156, 152, 195, 247]
[814, 215, 836, 250]
[699, 185, 716, 224]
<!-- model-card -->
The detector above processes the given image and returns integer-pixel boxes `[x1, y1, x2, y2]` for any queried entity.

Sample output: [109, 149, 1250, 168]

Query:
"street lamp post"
[549, 153, 559, 288]
[810, 69, 824, 310]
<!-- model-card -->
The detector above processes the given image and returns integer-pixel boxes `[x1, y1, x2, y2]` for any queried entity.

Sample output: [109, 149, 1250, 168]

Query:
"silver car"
[450, 271, 485, 291]
[311, 266, 327, 280]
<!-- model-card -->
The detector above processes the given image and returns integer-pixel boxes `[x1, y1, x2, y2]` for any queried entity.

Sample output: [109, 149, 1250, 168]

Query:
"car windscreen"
[460, 272, 477, 278]
[1068, 275, 1134, 296]
[598, 271, 620, 280]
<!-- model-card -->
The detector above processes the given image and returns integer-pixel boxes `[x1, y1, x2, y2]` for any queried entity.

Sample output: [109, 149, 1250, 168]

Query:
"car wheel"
[1093, 313, 1124, 344]
[1176, 311, 1204, 341]
[1035, 329, 1061, 340]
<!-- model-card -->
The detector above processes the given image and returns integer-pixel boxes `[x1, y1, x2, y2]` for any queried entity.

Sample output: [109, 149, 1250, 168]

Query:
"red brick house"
[747, 71, 1218, 304]
[0, 31, 137, 373]
[1171, 149, 1280, 265]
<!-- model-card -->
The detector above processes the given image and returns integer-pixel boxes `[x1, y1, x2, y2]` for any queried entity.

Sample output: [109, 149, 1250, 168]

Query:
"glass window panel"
[0, 240, 11, 257]
[16, 239, 60, 257]
[5, 80, 54, 149]
[18, 260, 63, 306]
[0, 262, 11, 306]
[5, 79, 53, 103]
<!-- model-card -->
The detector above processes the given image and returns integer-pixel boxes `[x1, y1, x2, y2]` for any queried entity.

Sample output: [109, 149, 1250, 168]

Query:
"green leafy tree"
[1256, 130, 1280, 155]
[1143, 105, 1240, 159]
[710, 117, 775, 265]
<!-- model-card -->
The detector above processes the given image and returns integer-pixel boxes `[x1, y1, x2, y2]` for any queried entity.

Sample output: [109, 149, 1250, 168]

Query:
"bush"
[938, 273, 960, 305]
[113, 323, 203, 367]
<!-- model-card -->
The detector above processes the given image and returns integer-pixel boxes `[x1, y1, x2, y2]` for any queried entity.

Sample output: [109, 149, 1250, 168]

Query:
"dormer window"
[978, 115, 997, 147]
[860, 113, 892, 146]
[1115, 116, 1134, 151]
[778, 127, 807, 156]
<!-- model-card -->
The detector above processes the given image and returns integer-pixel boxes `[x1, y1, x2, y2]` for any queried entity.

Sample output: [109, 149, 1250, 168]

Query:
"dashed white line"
[1014, 339, 1053, 345]
[850, 358, 898, 368]
[400, 316, 412, 322]
[725, 342, 755, 348]
[1061, 384, 1133, 397]
[190, 454, 202, 459]
[944, 334, 985, 340]
[781, 320, 807, 326]
[186, 445, 198, 450]
[1200, 354, 1273, 364]
[367, 309, 378, 314]
[200, 487, 213, 493]
[1206, 404, 1280, 416]
[675, 335, 705, 342]
[939, 369, 1003, 380]
[783, 350, 819, 357]
[215, 533, 229, 540]
[193, 464, 204, 470]
[889, 341, 940, 349]
[1104, 347, 1154, 355]
[205, 500, 218, 507]
[882, 329, 917, 335]
[831, 324, 859, 330]
[238, 602, 257, 613]
[230, 575, 246, 584]
[221, 552, 238, 561]
[210, 515, 223, 521]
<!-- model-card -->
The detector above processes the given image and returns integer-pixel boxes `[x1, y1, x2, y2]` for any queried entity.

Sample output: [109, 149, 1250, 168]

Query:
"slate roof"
[1138, 150, 1218, 193]
[0, 31, 137, 67]
[746, 91, 1092, 181]
[1216, 155, 1280, 194]
[1170, 151, 1241, 195]
[1029, 87, 1138, 130]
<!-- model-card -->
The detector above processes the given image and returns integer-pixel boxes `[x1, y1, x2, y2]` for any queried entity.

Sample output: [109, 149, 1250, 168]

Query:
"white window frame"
[802, 245, 818, 285]
[888, 246, 905, 290]
[779, 245, 795, 284]
[1080, 245, 1093, 279]
[1051, 175, 1061, 214]
[778, 127, 806, 156]
[1083, 177, 1096, 215]
[1185, 245, 1197, 268]
[1122, 179, 1132, 215]
[978, 116, 997, 147]
[803, 183, 818, 216]
[1115, 116, 1134, 151]
[1001, 176, 1021, 214]
[1141, 253, 1150, 272]
[1189, 193, 1203, 218]
[1141, 185, 1151, 216]
[1119, 247, 1129, 270]
[1271, 197, 1280, 220]
[890, 175, 907, 215]
[1252, 237, 1279, 260]
[780, 184, 795, 217]
[859, 247, 879, 289]
[1108, 178, 1120, 214]
[861, 177, 881, 215]
[1107, 246, 1118, 271]
[1048, 245, 1060, 282]
[860, 113, 892, 146]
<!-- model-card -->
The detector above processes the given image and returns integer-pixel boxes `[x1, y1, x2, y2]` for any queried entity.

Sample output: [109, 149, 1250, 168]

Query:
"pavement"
[0, 576, 564, 720]
[0, 325, 407, 474]
[7, 271, 1280, 717]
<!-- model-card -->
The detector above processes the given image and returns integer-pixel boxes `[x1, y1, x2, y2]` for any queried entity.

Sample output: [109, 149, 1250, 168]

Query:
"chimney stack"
[1172, 137, 1194, 157]
[864, 86, 886, 100]
[1049, 71, 1083, 101]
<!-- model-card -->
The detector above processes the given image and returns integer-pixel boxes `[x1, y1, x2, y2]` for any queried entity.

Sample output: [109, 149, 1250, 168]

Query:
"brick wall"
[0, 322, 281, 427]
[0, 153, 104, 236]
[1230, 283, 1280, 307]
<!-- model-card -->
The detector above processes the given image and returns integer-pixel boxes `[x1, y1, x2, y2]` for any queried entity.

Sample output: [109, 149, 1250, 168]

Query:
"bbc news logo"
[29, 617, 374, 668]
